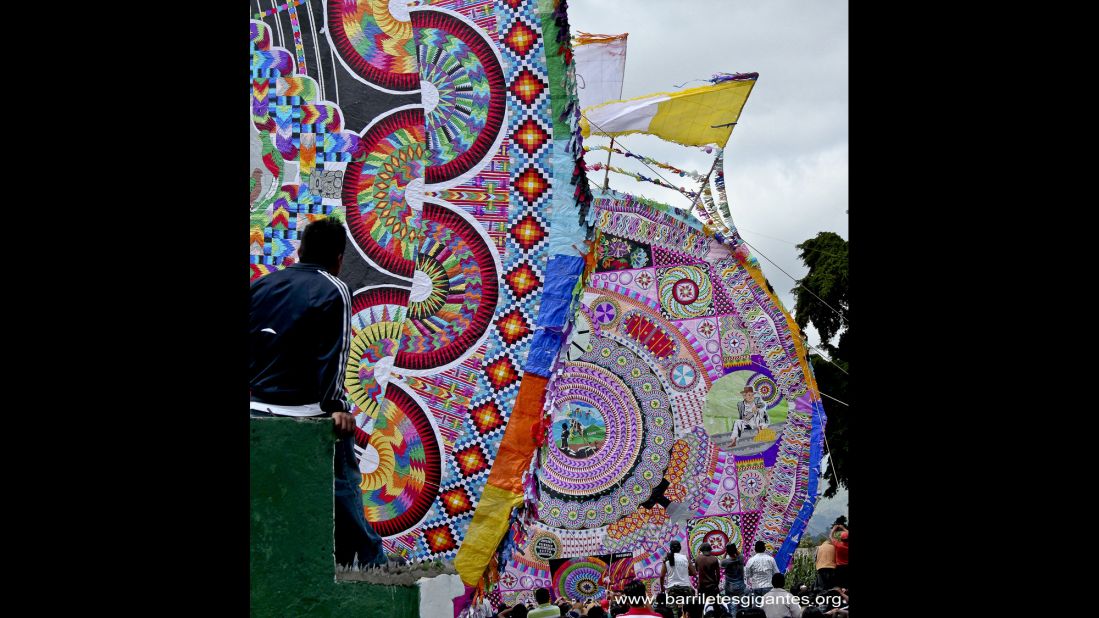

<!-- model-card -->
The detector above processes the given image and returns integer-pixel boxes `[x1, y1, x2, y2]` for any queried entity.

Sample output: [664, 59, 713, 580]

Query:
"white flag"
[573, 32, 628, 112]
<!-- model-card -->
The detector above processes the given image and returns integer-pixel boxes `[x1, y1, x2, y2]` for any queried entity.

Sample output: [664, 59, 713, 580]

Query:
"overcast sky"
[570, 0, 848, 353]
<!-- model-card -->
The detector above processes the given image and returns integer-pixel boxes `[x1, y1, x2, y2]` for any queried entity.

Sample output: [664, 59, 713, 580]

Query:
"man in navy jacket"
[250, 216, 385, 568]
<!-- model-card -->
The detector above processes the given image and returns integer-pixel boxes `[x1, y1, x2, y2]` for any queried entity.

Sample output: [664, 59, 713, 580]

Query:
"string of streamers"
[712, 148, 733, 226]
[553, 0, 595, 225]
[585, 163, 699, 198]
[696, 183, 721, 228]
[585, 145, 708, 181]
[674, 71, 760, 89]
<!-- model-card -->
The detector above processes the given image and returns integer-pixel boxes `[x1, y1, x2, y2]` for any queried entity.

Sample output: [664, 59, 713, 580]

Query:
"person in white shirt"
[660, 540, 696, 614]
[731, 386, 769, 447]
[744, 541, 780, 599]
[760, 572, 802, 618]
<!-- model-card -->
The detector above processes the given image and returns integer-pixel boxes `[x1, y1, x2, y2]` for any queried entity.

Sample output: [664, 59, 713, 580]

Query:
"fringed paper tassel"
[709, 71, 760, 83]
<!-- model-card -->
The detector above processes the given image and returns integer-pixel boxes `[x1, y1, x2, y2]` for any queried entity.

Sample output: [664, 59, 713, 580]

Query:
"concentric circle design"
[344, 108, 427, 278]
[346, 287, 411, 418]
[672, 278, 699, 304]
[659, 265, 713, 319]
[412, 9, 506, 184]
[552, 556, 608, 601]
[689, 517, 741, 558]
[542, 367, 644, 496]
[395, 200, 499, 370]
[538, 336, 675, 530]
[747, 373, 781, 408]
[591, 297, 621, 328]
[327, 0, 418, 91]
[359, 382, 442, 538]
[669, 361, 699, 391]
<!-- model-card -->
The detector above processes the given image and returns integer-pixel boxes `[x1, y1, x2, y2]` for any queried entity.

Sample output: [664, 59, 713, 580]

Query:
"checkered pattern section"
[249, 19, 360, 279]
[407, 0, 556, 562]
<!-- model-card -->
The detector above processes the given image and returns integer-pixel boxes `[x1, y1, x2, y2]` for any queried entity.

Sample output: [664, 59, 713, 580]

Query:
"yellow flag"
[580, 74, 757, 147]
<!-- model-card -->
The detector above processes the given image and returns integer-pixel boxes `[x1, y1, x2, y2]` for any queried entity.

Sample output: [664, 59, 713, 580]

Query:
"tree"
[792, 232, 849, 498]
[793, 232, 848, 354]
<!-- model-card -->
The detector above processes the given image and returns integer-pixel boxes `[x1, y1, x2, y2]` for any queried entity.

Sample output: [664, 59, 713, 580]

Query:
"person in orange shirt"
[832, 528, 849, 590]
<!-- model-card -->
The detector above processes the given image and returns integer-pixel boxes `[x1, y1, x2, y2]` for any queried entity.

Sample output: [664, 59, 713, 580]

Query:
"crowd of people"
[484, 523, 850, 618]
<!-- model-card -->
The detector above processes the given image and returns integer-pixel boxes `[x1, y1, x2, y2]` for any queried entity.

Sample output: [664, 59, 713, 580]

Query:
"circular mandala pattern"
[541, 365, 643, 496]
[328, 0, 418, 91]
[592, 298, 620, 327]
[672, 278, 699, 304]
[747, 373, 781, 408]
[719, 494, 738, 512]
[395, 200, 499, 370]
[553, 557, 608, 601]
[697, 320, 716, 338]
[344, 108, 427, 278]
[413, 9, 506, 184]
[346, 287, 410, 417]
[722, 328, 749, 356]
[738, 469, 766, 497]
[530, 532, 562, 560]
[538, 337, 675, 529]
[658, 265, 713, 319]
[690, 517, 741, 558]
[358, 383, 442, 537]
[669, 361, 699, 391]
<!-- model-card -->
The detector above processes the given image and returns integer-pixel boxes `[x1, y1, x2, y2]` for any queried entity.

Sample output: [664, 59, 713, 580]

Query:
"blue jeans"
[334, 433, 386, 567]
[725, 581, 747, 616]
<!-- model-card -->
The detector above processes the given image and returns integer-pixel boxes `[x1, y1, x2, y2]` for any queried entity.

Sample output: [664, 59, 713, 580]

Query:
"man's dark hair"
[298, 217, 346, 271]
[534, 588, 551, 604]
[510, 603, 529, 618]
[587, 607, 607, 618]
[771, 572, 785, 589]
[623, 579, 648, 606]
[754, 541, 766, 553]
[667, 540, 682, 566]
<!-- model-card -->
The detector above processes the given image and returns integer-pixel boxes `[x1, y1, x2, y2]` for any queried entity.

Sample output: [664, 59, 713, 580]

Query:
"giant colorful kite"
[248, 0, 826, 610]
